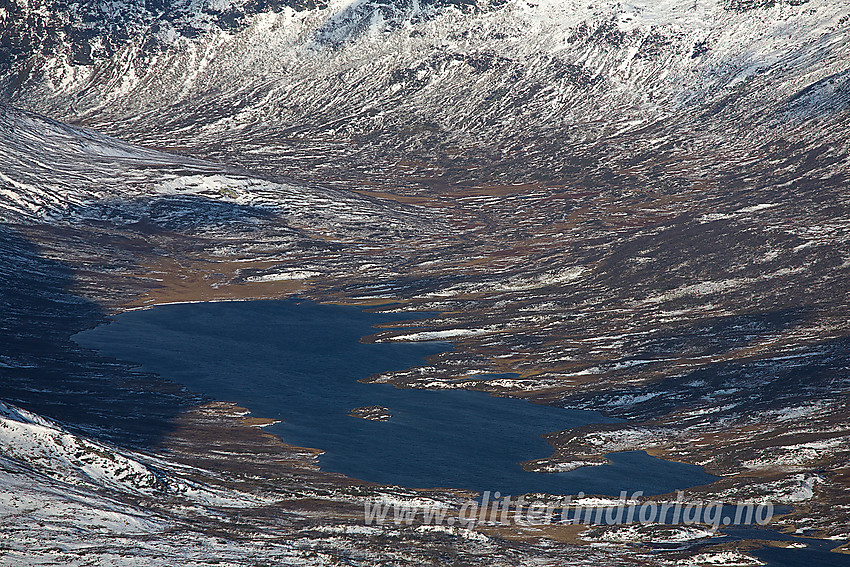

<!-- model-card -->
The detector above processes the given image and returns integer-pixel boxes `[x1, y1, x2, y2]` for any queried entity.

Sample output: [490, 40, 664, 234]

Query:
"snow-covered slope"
[0, 106, 434, 240]
[3, 0, 849, 185]
[0, 401, 173, 493]
[0, 400, 262, 507]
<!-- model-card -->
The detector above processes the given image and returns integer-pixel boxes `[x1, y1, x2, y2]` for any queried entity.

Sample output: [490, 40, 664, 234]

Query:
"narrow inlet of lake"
[74, 299, 716, 496]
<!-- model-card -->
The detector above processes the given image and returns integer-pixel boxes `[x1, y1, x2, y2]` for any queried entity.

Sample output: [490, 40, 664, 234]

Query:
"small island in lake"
[349, 406, 392, 422]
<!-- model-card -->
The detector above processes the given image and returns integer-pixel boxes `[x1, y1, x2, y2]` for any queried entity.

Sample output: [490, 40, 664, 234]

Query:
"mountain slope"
[3, 0, 849, 187]
[0, 106, 435, 242]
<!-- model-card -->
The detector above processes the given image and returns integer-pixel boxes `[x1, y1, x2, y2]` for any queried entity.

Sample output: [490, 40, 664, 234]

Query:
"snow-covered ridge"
[0, 106, 433, 239]
[18, 1, 850, 114]
[0, 400, 267, 509]
[0, 400, 170, 493]
[4, 0, 848, 185]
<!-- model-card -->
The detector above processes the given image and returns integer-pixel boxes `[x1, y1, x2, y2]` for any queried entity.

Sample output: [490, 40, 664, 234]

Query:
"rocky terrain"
[349, 405, 393, 421]
[1, 0, 850, 564]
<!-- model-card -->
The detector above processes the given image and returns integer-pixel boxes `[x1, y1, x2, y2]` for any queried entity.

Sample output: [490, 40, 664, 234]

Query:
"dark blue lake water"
[74, 299, 717, 496]
[720, 528, 850, 567]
